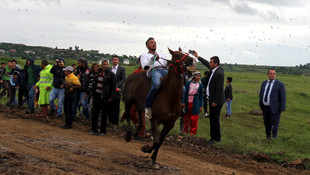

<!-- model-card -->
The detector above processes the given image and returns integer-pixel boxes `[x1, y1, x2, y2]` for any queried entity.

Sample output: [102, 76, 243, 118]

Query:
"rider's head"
[146, 37, 156, 53]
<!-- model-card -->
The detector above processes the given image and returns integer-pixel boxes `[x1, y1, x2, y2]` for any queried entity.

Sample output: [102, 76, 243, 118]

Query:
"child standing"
[7, 71, 19, 106]
[182, 71, 203, 135]
[225, 77, 233, 118]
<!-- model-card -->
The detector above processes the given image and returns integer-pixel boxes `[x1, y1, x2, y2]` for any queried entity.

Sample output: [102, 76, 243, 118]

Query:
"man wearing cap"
[62, 66, 81, 129]
[193, 51, 225, 144]
[140, 37, 168, 119]
[49, 58, 66, 118]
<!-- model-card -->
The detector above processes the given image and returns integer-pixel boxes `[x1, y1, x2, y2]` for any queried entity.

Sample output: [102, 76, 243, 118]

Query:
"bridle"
[168, 53, 189, 75]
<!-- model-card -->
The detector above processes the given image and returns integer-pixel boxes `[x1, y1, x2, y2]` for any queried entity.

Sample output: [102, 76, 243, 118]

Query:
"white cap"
[62, 66, 74, 72]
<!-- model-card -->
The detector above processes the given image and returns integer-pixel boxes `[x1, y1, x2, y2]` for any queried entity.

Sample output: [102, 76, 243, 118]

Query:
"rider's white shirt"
[140, 52, 168, 72]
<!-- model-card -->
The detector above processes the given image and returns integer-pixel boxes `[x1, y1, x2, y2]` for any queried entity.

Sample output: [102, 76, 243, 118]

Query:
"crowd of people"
[0, 56, 126, 134]
[0, 37, 286, 143]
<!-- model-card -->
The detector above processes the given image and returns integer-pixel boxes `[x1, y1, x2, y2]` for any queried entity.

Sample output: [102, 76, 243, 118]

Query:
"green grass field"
[1, 61, 309, 167]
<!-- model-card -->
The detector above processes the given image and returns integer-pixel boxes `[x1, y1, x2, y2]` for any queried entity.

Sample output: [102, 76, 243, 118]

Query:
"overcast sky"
[1, 0, 309, 66]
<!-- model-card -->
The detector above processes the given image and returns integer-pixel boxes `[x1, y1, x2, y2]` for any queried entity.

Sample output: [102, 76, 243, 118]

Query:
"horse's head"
[168, 48, 194, 74]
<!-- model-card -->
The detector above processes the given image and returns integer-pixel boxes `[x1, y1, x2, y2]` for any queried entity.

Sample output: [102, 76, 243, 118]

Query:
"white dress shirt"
[263, 79, 275, 106]
[206, 66, 219, 96]
[111, 64, 118, 75]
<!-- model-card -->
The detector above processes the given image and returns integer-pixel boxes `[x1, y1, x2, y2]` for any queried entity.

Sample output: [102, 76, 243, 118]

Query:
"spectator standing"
[259, 69, 286, 139]
[15, 70, 27, 107]
[49, 58, 66, 118]
[225, 77, 233, 118]
[108, 55, 126, 125]
[24, 58, 42, 114]
[193, 51, 225, 144]
[89, 60, 116, 135]
[179, 64, 195, 137]
[7, 71, 19, 106]
[201, 70, 209, 117]
[0, 63, 6, 91]
[62, 66, 81, 129]
[72, 58, 90, 120]
[182, 71, 203, 135]
[34, 60, 53, 118]
[0, 61, 12, 98]
[87, 63, 100, 116]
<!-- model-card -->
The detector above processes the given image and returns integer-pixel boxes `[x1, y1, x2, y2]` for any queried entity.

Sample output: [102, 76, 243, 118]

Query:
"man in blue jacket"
[259, 69, 286, 139]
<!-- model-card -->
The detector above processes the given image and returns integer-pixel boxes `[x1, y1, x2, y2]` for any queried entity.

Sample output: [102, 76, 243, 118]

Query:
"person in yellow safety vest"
[33, 60, 53, 118]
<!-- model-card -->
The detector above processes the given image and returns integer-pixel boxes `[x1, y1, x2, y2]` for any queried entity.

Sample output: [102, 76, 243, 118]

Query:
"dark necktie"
[264, 81, 271, 102]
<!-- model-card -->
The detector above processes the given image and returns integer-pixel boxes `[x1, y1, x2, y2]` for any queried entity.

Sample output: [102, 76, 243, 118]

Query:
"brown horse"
[122, 48, 193, 168]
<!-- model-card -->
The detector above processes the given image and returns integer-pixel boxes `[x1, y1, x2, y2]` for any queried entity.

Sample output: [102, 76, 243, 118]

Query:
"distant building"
[24, 50, 35, 55]
[10, 49, 17, 54]
[123, 59, 130, 65]
[0, 49, 5, 54]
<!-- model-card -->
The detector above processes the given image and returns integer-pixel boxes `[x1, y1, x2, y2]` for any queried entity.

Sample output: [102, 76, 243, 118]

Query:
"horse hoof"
[151, 163, 160, 170]
[125, 132, 132, 142]
[141, 145, 151, 153]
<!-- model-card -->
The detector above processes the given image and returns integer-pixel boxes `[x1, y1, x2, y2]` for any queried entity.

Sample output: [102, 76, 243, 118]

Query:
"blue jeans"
[145, 69, 168, 108]
[72, 91, 90, 119]
[27, 84, 36, 110]
[49, 88, 65, 116]
[225, 100, 232, 116]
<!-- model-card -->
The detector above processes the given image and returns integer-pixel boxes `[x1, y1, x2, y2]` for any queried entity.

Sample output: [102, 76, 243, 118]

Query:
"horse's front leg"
[141, 119, 159, 153]
[151, 120, 174, 169]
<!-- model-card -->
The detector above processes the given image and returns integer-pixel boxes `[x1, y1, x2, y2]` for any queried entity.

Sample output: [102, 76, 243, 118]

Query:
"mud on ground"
[0, 104, 309, 175]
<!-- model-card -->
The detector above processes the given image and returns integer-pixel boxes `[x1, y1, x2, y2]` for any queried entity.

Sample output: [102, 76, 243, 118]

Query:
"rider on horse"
[140, 37, 168, 119]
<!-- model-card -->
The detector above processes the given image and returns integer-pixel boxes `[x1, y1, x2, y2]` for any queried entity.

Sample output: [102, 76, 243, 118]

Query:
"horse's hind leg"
[124, 106, 132, 142]
[151, 123, 173, 169]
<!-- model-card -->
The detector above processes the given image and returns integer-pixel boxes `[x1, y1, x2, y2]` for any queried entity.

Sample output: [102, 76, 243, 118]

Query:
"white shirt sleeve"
[140, 53, 151, 70]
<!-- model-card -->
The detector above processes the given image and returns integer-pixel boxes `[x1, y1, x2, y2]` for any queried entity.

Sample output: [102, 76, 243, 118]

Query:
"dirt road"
[0, 105, 308, 175]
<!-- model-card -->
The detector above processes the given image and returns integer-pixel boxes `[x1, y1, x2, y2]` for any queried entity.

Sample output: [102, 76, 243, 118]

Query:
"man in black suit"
[259, 69, 286, 139]
[193, 51, 225, 144]
[108, 55, 126, 125]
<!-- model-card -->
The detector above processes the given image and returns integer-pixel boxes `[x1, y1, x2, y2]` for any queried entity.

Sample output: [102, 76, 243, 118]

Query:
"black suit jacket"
[259, 79, 286, 114]
[198, 57, 225, 106]
[109, 65, 126, 90]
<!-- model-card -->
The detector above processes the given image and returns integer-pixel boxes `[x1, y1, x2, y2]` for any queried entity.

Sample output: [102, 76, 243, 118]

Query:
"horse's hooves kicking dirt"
[125, 131, 132, 142]
[151, 163, 160, 170]
[141, 144, 152, 153]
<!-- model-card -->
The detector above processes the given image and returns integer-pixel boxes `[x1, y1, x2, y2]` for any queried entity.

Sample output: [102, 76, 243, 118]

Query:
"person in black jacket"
[49, 58, 66, 118]
[72, 58, 91, 120]
[24, 58, 42, 114]
[224, 77, 233, 118]
[15, 71, 27, 107]
[88, 60, 116, 135]
[108, 55, 126, 125]
[193, 51, 225, 144]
